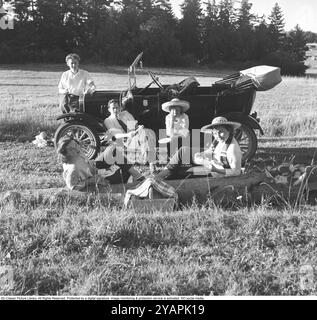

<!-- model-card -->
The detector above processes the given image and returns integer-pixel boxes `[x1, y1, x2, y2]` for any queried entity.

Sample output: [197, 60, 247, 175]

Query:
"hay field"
[1, 65, 317, 296]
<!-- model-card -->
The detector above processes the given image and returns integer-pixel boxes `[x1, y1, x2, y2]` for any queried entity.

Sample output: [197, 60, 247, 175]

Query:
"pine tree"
[286, 25, 308, 62]
[202, 0, 219, 63]
[139, 0, 181, 65]
[178, 0, 203, 61]
[140, 0, 154, 22]
[218, 0, 234, 29]
[153, 0, 172, 12]
[253, 17, 271, 60]
[235, 0, 256, 61]
[268, 2, 285, 50]
[237, 0, 254, 30]
[215, 0, 237, 61]
[304, 31, 317, 43]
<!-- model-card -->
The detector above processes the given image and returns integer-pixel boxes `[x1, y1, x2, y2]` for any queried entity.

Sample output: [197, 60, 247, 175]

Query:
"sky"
[170, 0, 317, 33]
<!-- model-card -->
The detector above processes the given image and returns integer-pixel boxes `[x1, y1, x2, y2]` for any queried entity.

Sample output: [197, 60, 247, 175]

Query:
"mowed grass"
[1, 65, 317, 296]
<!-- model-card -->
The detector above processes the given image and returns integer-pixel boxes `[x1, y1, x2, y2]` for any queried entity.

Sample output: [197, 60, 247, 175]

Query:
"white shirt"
[165, 113, 189, 137]
[62, 157, 95, 190]
[58, 69, 95, 96]
[104, 111, 137, 139]
[103, 111, 138, 150]
[194, 137, 242, 177]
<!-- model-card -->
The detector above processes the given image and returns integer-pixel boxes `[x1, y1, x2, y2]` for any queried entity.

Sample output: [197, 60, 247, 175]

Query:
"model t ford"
[54, 52, 282, 163]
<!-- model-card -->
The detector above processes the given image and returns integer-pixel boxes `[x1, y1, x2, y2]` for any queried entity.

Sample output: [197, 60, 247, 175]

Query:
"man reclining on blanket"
[56, 136, 144, 191]
[156, 117, 242, 180]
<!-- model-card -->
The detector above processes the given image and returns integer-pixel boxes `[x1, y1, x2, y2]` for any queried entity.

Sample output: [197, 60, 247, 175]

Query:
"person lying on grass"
[156, 117, 242, 180]
[56, 136, 144, 191]
[58, 53, 96, 113]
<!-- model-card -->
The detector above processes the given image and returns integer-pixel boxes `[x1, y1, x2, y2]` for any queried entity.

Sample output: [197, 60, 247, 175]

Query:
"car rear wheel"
[54, 122, 100, 159]
[234, 124, 258, 164]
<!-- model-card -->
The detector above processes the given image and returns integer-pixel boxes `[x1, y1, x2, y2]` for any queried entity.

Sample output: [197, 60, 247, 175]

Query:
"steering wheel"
[148, 71, 164, 90]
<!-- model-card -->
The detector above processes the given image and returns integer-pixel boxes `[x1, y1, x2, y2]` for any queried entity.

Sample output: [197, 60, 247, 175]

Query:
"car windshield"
[128, 52, 143, 90]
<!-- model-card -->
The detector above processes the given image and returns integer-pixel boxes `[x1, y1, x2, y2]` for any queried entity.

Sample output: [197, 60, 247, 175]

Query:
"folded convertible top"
[240, 65, 282, 91]
[213, 65, 282, 92]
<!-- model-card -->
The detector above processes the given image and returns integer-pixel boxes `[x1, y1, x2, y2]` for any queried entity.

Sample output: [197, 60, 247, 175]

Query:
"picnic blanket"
[124, 176, 178, 207]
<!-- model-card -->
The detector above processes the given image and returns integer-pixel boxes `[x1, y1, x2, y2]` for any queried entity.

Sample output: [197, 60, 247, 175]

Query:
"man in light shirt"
[58, 53, 96, 113]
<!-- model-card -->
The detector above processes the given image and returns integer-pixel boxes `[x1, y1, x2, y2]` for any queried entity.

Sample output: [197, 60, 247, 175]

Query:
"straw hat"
[161, 98, 190, 113]
[201, 116, 241, 133]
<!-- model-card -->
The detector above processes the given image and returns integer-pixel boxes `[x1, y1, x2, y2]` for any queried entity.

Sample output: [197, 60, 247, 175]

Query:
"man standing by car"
[58, 53, 96, 113]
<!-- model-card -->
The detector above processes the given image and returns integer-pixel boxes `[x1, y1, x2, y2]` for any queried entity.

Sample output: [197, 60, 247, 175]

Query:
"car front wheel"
[54, 122, 100, 159]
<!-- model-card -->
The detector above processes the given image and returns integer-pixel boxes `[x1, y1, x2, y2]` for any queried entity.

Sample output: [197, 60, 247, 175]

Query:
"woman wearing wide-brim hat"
[160, 98, 190, 158]
[156, 116, 243, 180]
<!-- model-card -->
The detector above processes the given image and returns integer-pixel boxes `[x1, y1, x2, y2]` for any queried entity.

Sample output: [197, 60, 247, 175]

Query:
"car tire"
[234, 124, 258, 164]
[54, 121, 100, 160]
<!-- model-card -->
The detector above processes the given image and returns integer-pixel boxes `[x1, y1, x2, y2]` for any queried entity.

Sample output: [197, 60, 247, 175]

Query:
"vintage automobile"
[54, 52, 282, 163]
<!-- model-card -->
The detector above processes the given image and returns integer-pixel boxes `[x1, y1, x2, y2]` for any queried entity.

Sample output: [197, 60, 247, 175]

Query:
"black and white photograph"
[1, 0, 317, 304]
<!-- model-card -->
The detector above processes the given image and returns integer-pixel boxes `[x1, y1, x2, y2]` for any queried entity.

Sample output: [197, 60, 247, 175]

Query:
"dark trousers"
[95, 146, 133, 184]
[167, 135, 189, 158]
[59, 94, 79, 113]
[156, 146, 195, 180]
[168, 146, 193, 169]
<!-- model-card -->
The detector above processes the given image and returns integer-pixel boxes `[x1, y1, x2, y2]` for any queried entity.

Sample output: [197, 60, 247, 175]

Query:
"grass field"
[1, 64, 317, 296]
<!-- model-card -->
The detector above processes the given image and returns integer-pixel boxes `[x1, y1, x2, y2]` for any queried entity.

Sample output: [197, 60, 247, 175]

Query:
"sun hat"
[161, 98, 190, 113]
[201, 116, 241, 133]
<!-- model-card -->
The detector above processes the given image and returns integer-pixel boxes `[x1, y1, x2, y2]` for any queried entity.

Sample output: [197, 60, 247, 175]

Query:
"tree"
[201, 0, 219, 63]
[253, 17, 271, 60]
[237, 0, 254, 30]
[178, 0, 203, 61]
[304, 31, 317, 43]
[285, 25, 308, 62]
[139, 16, 182, 66]
[215, 0, 237, 61]
[138, 0, 181, 65]
[268, 3, 285, 50]
[235, 0, 256, 61]
[217, 0, 235, 29]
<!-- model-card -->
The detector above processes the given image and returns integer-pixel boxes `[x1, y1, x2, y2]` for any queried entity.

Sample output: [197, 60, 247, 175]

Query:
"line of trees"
[0, 0, 315, 75]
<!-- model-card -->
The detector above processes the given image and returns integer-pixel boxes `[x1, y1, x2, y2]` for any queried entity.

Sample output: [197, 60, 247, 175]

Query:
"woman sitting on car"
[103, 99, 156, 164]
[58, 53, 96, 113]
[156, 117, 242, 180]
